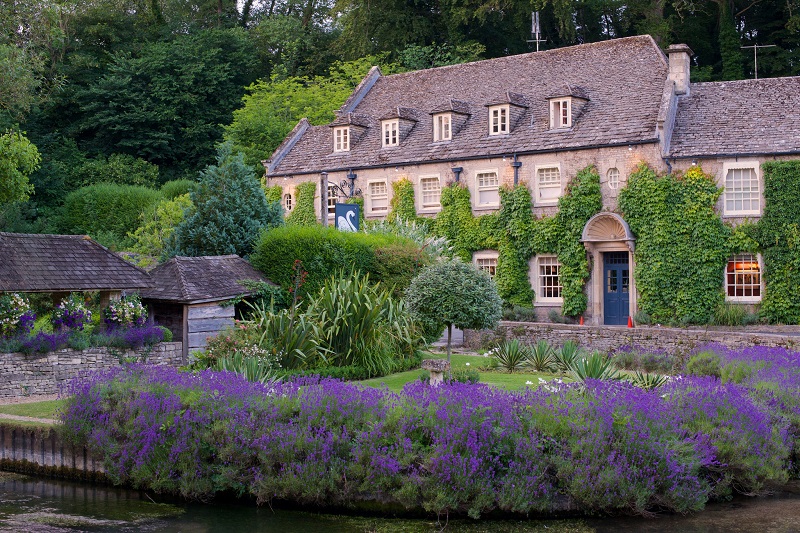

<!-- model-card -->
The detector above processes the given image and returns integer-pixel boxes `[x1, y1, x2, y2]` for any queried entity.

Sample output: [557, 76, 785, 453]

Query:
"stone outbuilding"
[139, 255, 273, 359]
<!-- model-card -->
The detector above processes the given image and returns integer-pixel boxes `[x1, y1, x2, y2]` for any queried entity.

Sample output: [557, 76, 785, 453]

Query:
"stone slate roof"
[139, 255, 272, 304]
[267, 36, 668, 176]
[0, 232, 151, 292]
[669, 77, 800, 158]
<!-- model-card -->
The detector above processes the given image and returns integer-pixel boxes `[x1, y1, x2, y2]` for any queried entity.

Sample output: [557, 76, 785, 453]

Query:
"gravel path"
[0, 394, 60, 406]
[0, 413, 57, 424]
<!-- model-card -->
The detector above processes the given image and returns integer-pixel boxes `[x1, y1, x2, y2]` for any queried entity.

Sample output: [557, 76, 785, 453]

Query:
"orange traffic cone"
[579, 316, 584, 326]
[627, 316, 634, 328]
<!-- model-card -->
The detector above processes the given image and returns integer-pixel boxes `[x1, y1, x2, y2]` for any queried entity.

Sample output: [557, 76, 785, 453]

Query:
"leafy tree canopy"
[0, 130, 40, 209]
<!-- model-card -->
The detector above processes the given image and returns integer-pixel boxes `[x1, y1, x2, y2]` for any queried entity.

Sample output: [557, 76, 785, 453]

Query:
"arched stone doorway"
[581, 213, 637, 326]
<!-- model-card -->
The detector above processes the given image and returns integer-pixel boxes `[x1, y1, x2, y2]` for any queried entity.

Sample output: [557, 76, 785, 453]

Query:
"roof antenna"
[527, 12, 546, 52]
[740, 44, 776, 79]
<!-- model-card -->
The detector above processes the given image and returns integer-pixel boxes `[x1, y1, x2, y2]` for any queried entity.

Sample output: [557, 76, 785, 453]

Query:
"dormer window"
[550, 98, 571, 129]
[382, 120, 399, 147]
[334, 127, 349, 152]
[433, 114, 451, 142]
[489, 105, 509, 135]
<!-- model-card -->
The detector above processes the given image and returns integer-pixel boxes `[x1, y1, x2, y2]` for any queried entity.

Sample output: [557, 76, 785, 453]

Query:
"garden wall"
[464, 322, 800, 354]
[0, 342, 183, 398]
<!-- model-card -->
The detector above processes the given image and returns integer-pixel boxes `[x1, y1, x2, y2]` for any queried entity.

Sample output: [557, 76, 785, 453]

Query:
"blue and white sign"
[335, 203, 359, 232]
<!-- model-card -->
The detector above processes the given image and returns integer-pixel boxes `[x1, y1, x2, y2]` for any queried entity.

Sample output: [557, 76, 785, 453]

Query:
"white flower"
[538, 378, 547, 383]
[525, 380, 533, 385]
[465, 362, 470, 366]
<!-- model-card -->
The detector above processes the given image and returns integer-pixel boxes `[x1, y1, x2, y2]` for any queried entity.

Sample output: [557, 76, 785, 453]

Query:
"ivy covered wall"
[266, 160, 799, 325]
[756, 161, 800, 324]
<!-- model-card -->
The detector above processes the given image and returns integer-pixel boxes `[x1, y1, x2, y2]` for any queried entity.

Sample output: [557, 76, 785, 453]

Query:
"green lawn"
[0, 399, 64, 419]
[360, 352, 567, 392]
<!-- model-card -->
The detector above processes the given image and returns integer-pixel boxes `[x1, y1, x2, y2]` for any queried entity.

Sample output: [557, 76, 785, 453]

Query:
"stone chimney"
[667, 44, 693, 96]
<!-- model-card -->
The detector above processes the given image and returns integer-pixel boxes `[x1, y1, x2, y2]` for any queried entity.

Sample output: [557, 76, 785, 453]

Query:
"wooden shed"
[0, 232, 151, 307]
[139, 255, 272, 359]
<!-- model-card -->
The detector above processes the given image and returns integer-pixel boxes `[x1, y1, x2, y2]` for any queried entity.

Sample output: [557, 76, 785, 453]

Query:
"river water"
[1, 472, 798, 532]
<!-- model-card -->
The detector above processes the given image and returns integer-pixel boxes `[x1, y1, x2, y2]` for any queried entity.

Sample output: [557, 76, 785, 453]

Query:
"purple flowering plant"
[60, 343, 799, 518]
[52, 293, 93, 331]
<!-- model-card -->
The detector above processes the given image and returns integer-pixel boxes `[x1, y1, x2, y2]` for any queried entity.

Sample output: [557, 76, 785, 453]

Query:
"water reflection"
[0, 473, 798, 533]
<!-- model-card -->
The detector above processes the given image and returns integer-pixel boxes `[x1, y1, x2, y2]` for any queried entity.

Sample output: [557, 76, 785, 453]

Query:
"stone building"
[263, 35, 800, 326]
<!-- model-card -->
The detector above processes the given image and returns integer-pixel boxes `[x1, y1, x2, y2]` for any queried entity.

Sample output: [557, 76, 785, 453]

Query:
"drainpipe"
[511, 154, 522, 186]
[451, 166, 463, 183]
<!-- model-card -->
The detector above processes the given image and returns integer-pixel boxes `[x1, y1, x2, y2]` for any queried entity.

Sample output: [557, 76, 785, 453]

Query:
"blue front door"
[603, 252, 630, 325]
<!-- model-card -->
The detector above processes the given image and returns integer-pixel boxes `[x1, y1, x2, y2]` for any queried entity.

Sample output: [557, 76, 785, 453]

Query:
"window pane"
[370, 181, 389, 211]
[477, 172, 499, 205]
[725, 168, 759, 214]
[421, 177, 441, 207]
[726, 254, 761, 299]
[538, 256, 562, 299]
[476, 257, 497, 277]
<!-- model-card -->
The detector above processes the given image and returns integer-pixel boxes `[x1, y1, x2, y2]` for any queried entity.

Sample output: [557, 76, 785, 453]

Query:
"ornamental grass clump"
[61, 348, 796, 518]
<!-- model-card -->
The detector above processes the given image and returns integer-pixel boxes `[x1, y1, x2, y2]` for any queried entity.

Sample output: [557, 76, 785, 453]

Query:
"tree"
[224, 55, 401, 171]
[0, 130, 40, 210]
[405, 258, 502, 362]
[128, 193, 193, 266]
[74, 28, 259, 180]
[168, 144, 283, 258]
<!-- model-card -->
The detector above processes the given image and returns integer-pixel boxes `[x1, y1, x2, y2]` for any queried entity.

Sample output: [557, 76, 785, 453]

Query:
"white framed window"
[284, 193, 293, 212]
[419, 176, 441, 209]
[725, 254, 762, 302]
[535, 255, 563, 302]
[382, 120, 399, 147]
[607, 167, 620, 189]
[723, 163, 760, 216]
[476, 170, 500, 207]
[473, 250, 499, 278]
[333, 127, 349, 152]
[433, 114, 452, 142]
[367, 180, 389, 214]
[535, 165, 562, 205]
[327, 182, 339, 216]
[550, 98, 571, 129]
[488, 105, 509, 135]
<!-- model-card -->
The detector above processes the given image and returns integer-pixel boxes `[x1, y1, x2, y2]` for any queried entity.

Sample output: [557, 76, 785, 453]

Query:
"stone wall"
[464, 322, 799, 355]
[0, 342, 183, 398]
[0, 424, 105, 479]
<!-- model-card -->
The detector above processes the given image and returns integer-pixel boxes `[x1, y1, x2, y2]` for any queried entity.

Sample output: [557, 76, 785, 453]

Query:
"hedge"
[250, 225, 429, 298]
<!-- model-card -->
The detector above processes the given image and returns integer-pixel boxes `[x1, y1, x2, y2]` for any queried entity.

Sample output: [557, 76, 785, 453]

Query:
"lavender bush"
[61, 346, 797, 518]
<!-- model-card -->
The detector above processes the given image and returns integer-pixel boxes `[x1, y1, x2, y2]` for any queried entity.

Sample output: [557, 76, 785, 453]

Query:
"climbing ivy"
[264, 184, 283, 204]
[430, 166, 602, 314]
[387, 178, 418, 223]
[619, 164, 734, 324]
[755, 161, 800, 324]
[286, 181, 318, 226]
[547, 166, 603, 316]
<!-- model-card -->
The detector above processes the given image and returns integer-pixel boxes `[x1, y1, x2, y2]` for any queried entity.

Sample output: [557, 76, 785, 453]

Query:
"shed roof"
[139, 255, 272, 304]
[0, 232, 151, 292]
[669, 76, 800, 158]
[267, 35, 668, 176]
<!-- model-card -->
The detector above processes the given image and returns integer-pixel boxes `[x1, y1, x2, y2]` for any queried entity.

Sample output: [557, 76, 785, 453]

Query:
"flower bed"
[61, 346, 799, 518]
